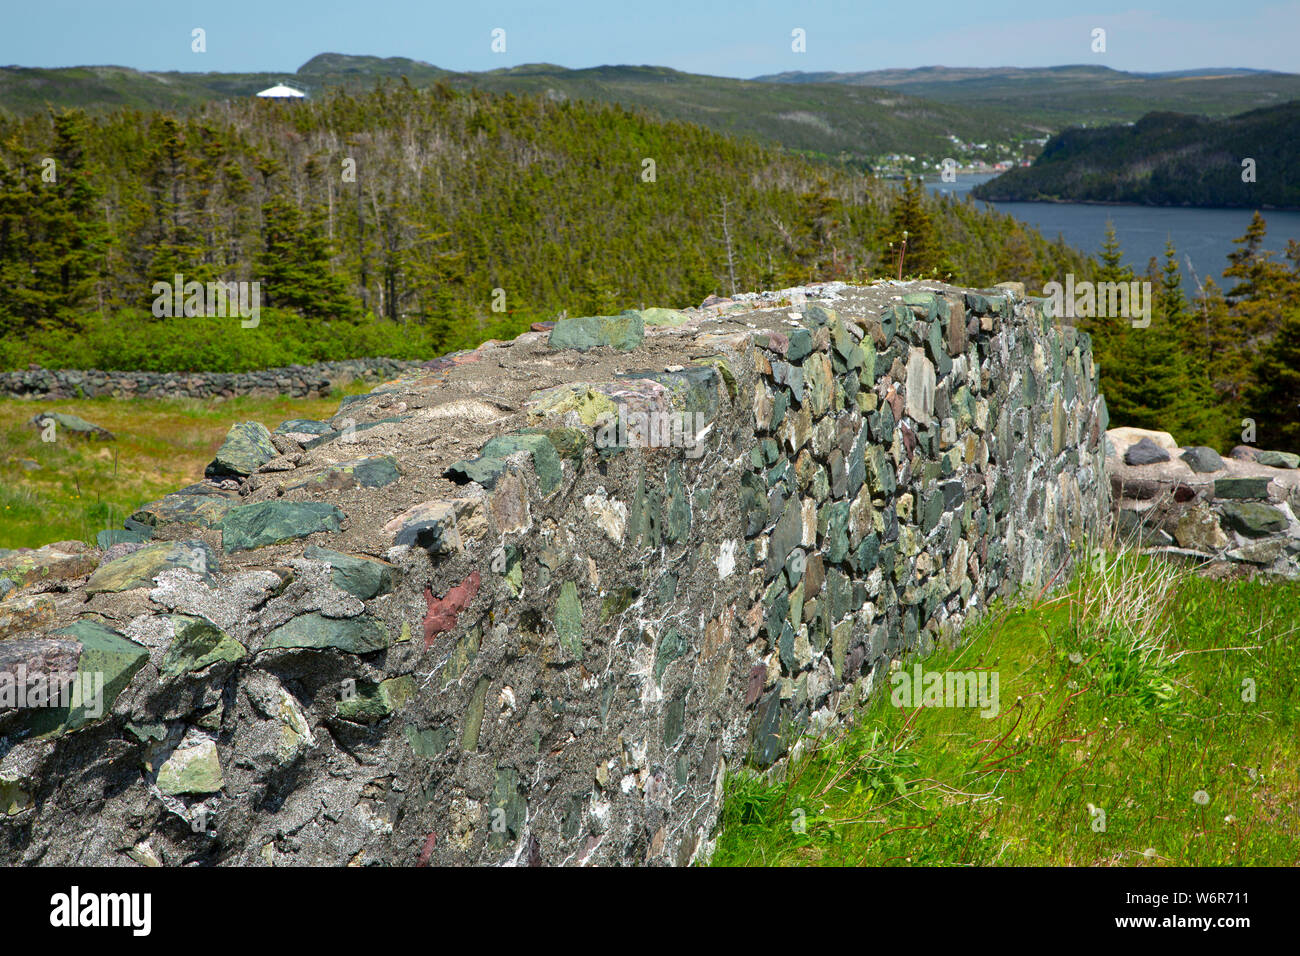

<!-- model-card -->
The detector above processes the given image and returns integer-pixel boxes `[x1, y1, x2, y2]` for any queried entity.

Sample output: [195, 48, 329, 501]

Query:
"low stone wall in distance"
[0, 358, 425, 401]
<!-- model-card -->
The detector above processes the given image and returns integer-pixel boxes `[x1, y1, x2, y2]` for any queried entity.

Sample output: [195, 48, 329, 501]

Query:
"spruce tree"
[1086, 221, 1133, 423]
[1246, 307, 1300, 453]
[879, 177, 935, 276]
[259, 194, 356, 318]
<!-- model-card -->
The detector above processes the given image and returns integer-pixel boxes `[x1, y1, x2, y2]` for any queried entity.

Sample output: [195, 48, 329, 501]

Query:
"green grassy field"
[713, 550, 1300, 866]
[0, 384, 369, 550]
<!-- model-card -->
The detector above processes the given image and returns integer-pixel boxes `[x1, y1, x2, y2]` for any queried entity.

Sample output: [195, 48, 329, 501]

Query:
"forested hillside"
[0, 82, 1088, 372]
[0, 56, 1039, 167]
[971, 102, 1300, 209]
[754, 65, 1300, 128]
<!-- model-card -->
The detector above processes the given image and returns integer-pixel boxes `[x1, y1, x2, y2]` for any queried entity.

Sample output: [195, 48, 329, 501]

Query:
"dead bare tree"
[718, 197, 738, 296]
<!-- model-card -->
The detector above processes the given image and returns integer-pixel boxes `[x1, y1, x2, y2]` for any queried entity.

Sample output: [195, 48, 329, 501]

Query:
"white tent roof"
[256, 84, 305, 98]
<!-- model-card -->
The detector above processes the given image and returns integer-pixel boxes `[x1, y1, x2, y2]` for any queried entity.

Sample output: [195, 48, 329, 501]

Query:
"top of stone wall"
[1, 279, 1049, 631]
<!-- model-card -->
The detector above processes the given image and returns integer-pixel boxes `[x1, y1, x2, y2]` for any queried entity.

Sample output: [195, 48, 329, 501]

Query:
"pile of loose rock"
[1108, 426, 1300, 575]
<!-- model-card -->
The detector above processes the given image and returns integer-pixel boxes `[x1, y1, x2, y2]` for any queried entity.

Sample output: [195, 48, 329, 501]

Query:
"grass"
[712, 549, 1300, 866]
[0, 382, 371, 550]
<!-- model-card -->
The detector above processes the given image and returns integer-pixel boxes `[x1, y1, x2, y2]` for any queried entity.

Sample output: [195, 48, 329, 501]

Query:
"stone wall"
[0, 280, 1109, 866]
[1108, 427, 1300, 575]
[0, 358, 424, 401]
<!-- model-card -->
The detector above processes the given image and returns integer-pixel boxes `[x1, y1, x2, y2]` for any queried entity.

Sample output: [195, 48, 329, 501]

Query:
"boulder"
[219, 501, 345, 553]
[0, 542, 98, 590]
[87, 540, 219, 592]
[1257, 450, 1300, 469]
[1219, 501, 1287, 537]
[1107, 427, 1178, 460]
[205, 421, 278, 477]
[547, 313, 644, 352]
[1173, 506, 1229, 552]
[1179, 446, 1225, 473]
[27, 411, 114, 441]
[1125, 436, 1171, 465]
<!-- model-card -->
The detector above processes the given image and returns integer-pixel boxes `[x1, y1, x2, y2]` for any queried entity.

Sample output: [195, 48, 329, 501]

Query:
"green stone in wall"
[160, 614, 246, 678]
[304, 545, 395, 600]
[548, 313, 644, 351]
[779, 622, 796, 673]
[406, 724, 453, 758]
[855, 533, 880, 574]
[554, 580, 584, 658]
[789, 580, 805, 628]
[440, 626, 482, 688]
[878, 306, 896, 346]
[826, 501, 850, 564]
[22, 619, 149, 737]
[740, 471, 767, 537]
[767, 498, 803, 579]
[654, 628, 689, 682]
[220, 501, 345, 553]
[770, 387, 789, 431]
[336, 676, 416, 723]
[663, 697, 687, 747]
[488, 767, 526, 848]
[927, 322, 953, 377]
[262, 613, 391, 654]
[462, 676, 490, 751]
[804, 354, 833, 417]
[812, 467, 830, 503]
[903, 292, 939, 321]
[787, 328, 813, 362]
[1215, 477, 1271, 499]
[665, 462, 691, 543]
[1219, 501, 1286, 536]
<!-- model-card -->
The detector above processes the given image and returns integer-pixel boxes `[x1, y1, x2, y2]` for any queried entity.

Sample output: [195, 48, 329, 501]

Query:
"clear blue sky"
[3, 0, 1296, 76]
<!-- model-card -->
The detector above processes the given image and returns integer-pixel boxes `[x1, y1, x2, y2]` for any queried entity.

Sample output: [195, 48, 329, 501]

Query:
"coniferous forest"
[1, 81, 1298, 452]
[0, 83, 1084, 371]
[1081, 216, 1300, 453]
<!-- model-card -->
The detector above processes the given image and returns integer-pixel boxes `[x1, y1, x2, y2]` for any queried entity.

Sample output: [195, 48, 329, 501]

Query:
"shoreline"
[967, 191, 1300, 213]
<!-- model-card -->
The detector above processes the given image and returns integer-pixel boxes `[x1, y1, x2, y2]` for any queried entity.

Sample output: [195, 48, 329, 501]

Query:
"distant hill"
[8, 55, 1296, 174]
[969, 101, 1300, 209]
[752, 65, 1300, 127]
[0, 55, 1044, 166]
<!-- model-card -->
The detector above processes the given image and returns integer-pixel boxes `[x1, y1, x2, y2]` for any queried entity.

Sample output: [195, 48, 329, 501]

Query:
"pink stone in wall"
[422, 570, 481, 646]
[746, 664, 766, 707]
[417, 832, 437, 866]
